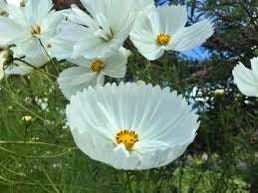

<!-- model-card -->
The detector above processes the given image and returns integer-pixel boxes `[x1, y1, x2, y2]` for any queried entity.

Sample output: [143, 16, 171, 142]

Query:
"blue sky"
[179, 47, 212, 60]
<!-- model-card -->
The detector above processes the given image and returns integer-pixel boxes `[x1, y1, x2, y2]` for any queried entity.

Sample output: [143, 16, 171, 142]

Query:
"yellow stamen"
[156, 34, 171, 46]
[115, 130, 139, 151]
[31, 25, 41, 36]
[90, 59, 105, 73]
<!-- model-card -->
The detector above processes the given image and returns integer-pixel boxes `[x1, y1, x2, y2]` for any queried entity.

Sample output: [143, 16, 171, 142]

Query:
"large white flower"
[58, 49, 128, 99]
[0, 0, 64, 57]
[57, 0, 136, 59]
[232, 57, 258, 97]
[66, 83, 199, 170]
[130, 5, 214, 60]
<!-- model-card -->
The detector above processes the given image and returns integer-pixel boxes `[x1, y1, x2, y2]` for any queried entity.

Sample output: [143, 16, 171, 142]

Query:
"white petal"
[24, 0, 53, 25]
[80, 0, 104, 19]
[67, 4, 98, 29]
[232, 63, 258, 97]
[58, 67, 98, 99]
[47, 23, 87, 60]
[170, 19, 214, 51]
[155, 5, 187, 35]
[6, 0, 22, 6]
[251, 57, 258, 77]
[134, 0, 155, 11]
[102, 51, 127, 78]
[96, 74, 105, 85]
[68, 57, 92, 68]
[71, 31, 115, 59]
[0, 17, 25, 45]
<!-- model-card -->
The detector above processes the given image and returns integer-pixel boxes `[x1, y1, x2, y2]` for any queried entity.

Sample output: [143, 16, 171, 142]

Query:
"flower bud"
[21, 115, 33, 123]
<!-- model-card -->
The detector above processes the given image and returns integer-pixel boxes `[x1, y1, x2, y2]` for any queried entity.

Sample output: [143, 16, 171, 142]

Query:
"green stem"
[126, 171, 134, 193]
[38, 39, 60, 73]
[42, 168, 60, 193]
[14, 58, 57, 79]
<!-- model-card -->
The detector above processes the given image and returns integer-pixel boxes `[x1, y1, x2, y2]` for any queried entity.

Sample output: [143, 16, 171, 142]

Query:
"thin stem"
[42, 168, 60, 193]
[126, 171, 134, 193]
[0, 145, 77, 159]
[23, 124, 29, 142]
[0, 141, 71, 150]
[38, 39, 60, 73]
[14, 58, 57, 79]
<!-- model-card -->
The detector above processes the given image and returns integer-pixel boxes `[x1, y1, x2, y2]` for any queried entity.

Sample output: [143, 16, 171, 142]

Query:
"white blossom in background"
[232, 57, 258, 97]
[58, 48, 129, 99]
[55, 0, 136, 59]
[0, 0, 64, 58]
[66, 83, 199, 170]
[130, 5, 214, 60]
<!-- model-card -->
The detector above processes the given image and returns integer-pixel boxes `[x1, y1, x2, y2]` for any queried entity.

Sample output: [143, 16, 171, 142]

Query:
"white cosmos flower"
[66, 83, 199, 170]
[58, 49, 128, 99]
[232, 57, 258, 97]
[130, 5, 214, 60]
[0, 0, 64, 57]
[57, 0, 136, 59]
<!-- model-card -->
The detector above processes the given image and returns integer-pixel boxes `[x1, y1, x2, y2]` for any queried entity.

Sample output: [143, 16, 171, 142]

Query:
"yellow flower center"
[115, 130, 139, 151]
[90, 59, 105, 73]
[31, 25, 41, 36]
[156, 34, 171, 46]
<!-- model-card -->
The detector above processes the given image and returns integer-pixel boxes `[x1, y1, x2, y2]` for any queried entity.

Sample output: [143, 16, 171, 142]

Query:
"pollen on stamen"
[31, 25, 41, 36]
[90, 59, 105, 73]
[156, 34, 171, 46]
[115, 130, 139, 151]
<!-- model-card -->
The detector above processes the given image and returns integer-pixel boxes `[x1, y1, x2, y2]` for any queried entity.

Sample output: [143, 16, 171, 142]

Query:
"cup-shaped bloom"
[66, 83, 199, 170]
[130, 5, 214, 60]
[232, 57, 258, 97]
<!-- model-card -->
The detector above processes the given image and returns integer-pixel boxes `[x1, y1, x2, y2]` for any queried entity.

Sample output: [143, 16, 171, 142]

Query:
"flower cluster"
[0, 0, 216, 170]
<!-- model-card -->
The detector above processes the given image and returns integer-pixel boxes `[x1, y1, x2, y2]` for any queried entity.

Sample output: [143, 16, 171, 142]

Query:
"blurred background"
[0, 0, 257, 192]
